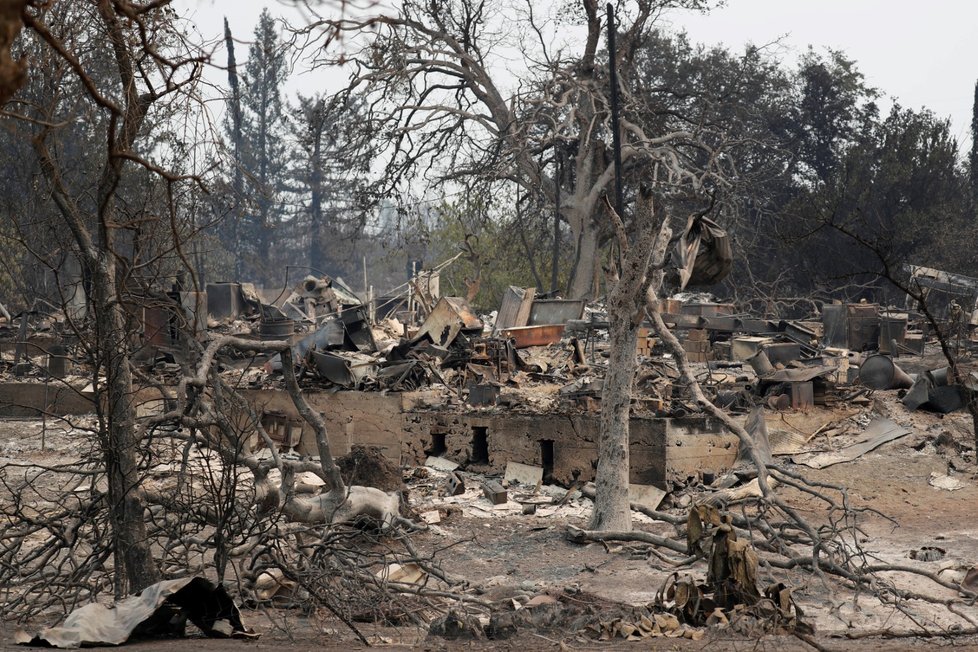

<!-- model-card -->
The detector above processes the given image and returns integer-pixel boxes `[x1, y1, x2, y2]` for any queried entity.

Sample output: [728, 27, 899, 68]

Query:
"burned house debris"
[4, 262, 972, 480]
[5, 252, 978, 647]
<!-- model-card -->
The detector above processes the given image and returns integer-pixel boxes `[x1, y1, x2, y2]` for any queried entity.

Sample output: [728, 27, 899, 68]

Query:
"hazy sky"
[670, 1, 978, 145]
[174, 0, 978, 146]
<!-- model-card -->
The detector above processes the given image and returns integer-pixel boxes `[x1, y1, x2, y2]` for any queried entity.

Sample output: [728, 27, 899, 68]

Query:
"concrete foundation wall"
[240, 389, 739, 488]
[402, 410, 737, 487]
[0, 382, 93, 417]
[241, 389, 404, 461]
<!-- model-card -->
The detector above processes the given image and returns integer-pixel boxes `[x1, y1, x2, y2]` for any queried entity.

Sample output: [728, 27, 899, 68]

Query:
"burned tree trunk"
[591, 191, 671, 531]
[568, 216, 601, 299]
[591, 286, 640, 530]
[224, 17, 245, 279]
[20, 0, 202, 594]
[90, 259, 160, 595]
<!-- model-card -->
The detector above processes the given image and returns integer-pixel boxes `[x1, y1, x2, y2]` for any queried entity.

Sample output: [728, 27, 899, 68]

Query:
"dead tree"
[591, 191, 672, 530]
[15, 0, 207, 595]
[299, 0, 712, 298]
[0, 1, 457, 630]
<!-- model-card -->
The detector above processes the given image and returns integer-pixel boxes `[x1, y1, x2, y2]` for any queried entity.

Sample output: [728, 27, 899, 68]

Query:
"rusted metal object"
[878, 313, 908, 354]
[206, 282, 243, 321]
[499, 324, 565, 348]
[47, 344, 68, 378]
[822, 303, 880, 351]
[481, 480, 507, 505]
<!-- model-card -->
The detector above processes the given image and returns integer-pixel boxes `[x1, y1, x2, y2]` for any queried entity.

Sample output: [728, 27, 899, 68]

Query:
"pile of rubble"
[230, 280, 975, 423]
[4, 266, 977, 426]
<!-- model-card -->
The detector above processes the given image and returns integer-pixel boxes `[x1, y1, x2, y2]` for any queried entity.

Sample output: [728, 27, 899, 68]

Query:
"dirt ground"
[4, 353, 978, 650]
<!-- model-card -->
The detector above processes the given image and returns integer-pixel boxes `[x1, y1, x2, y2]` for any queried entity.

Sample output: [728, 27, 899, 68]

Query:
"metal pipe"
[606, 3, 624, 221]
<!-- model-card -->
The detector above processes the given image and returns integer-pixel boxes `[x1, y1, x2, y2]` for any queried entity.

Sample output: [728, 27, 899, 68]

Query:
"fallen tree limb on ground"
[565, 524, 689, 555]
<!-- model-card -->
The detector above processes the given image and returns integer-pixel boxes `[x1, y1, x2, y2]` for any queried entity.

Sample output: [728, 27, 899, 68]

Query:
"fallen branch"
[565, 524, 688, 555]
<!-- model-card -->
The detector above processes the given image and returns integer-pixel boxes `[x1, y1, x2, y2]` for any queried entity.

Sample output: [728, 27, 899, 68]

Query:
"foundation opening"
[426, 432, 447, 457]
[471, 426, 489, 464]
[540, 439, 555, 482]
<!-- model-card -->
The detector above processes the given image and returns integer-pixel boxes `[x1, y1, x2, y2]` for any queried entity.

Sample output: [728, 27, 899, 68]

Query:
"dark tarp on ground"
[16, 576, 255, 648]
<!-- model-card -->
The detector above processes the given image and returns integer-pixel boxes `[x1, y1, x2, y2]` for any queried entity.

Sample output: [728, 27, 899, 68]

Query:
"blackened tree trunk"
[308, 103, 325, 273]
[21, 0, 194, 595]
[224, 17, 245, 278]
[591, 288, 640, 531]
[90, 258, 160, 594]
[237, 8, 287, 287]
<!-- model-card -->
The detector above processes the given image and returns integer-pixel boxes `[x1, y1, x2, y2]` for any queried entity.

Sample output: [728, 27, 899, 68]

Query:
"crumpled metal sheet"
[412, 297, 483, 348]
[310, 349, 377, 387]
[16, 576, 256, 648]
[793, 417, 910, 469]
[674, 214, 732, 290]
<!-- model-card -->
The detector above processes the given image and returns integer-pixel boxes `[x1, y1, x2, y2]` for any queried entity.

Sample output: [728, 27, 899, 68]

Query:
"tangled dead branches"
[565, 288, 978, 643]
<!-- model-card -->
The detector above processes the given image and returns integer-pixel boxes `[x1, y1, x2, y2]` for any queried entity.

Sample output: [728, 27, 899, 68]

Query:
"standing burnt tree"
[292, 93, 372, 277]
[223, 8, 290, 287]
[1, 1, 427, 614]
[4, 0, 205, 595]
[300, 0, 712, 299]
[300, 0, 756, 529]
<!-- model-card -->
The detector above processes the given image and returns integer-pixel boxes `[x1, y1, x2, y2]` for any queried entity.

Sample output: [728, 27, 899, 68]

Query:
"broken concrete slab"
[240, 388, 403, 460]
[929, 472, 967, 491]
[628, 484, 667, 511]
[1, 382, 93, 417]
[426, 456, 460, 472]
[504, 462, 544, 487]
[446, 472, 466, 495]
